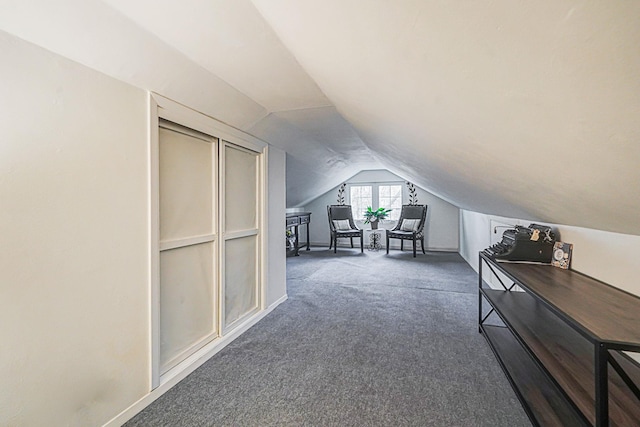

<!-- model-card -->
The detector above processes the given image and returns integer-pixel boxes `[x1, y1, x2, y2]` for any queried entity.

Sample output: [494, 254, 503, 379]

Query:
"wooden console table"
[286, 212, 311, 256]
[479, 251, 640, 426]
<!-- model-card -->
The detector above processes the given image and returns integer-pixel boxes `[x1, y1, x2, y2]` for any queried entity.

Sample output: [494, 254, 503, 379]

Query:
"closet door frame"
[149, 93, 267, 389]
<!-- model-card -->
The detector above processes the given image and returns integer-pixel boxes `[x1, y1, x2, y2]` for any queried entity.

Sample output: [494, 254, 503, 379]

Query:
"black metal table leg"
[595, 342, 609, 426]
[478, 253, 483, 333]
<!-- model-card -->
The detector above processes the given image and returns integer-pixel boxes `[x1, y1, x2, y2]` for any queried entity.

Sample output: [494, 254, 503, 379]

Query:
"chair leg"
[413, 238, 417, 257]
[360, 234, 363, 253]
[350, 237, 354, 248]
[386, 234, 390, 254]
[401, 240, 404, 251]
[329, 234, 332, 250]
[421, 237, 426, 254]
[334, 236, 337, 253]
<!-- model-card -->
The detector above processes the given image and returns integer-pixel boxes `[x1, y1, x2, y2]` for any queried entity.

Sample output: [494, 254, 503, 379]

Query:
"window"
[350, 185, 373, 220]
[379, 185, 402, 221]
[349, 183, 403, 221]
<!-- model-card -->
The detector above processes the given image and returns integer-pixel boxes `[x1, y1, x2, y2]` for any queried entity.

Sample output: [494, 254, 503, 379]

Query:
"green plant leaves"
[362, 206, 392, 223]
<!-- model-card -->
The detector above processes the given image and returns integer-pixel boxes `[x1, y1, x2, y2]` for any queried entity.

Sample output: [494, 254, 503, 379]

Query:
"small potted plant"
[363, 206, 392, 229]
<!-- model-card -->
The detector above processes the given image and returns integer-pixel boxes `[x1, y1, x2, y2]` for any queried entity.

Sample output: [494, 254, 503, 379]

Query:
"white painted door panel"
[158, 123, 217, 374]
[221, 143, 261, 332]
[224, 235, 258, 325]
[159, 127, 213, 241]
[224, 145, 257, 232]
[160, 242, 215, 371]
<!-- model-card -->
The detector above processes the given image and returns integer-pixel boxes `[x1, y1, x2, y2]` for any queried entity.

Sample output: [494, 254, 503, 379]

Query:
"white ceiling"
[251, 0, 640, 234]
[2, 0, 639, 234]
[98, 0, 381, 206]
[101, 0, 331, 112]
[248, 106, 382, 206]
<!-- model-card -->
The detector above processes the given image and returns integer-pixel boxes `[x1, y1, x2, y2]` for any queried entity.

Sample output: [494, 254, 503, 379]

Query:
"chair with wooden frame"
[386, 205, 428, 257]
[327, 205, 364, 253]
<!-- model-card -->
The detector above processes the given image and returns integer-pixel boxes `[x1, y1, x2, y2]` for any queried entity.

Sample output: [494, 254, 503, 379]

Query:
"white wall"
[266, 146, 287, 305]
[0, 0, 267, 131]
[0, 31, 287, 426]
[0, 32, 149, 427]
[303, 170, 459, 251]
[460, 210, 640, 297]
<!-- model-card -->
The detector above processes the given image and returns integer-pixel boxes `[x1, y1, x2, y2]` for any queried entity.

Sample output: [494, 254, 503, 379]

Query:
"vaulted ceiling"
[2, 0, 639, 235]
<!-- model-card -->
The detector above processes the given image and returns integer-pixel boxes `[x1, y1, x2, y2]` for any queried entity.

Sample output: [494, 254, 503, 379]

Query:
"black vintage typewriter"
[484, 224, 556, 263]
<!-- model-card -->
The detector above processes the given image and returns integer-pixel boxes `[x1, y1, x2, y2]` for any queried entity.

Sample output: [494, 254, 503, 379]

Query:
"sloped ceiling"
[98, 0, 385, 206]
[2, 1, 639, 235]
[250, 0, 640, 235]
[248, 107, 382, 206]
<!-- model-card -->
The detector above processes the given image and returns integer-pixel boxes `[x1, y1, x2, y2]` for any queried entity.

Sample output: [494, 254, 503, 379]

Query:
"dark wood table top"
[485, 255, 640, 346]
[286, 212, 311, 218]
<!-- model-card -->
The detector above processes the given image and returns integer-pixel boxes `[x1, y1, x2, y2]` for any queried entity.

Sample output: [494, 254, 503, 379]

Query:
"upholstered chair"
[386, 205, 428, 257]
[327, 205, 364, 253]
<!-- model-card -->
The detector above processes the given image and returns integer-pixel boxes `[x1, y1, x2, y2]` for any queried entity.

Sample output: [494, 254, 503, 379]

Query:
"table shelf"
[479, 252, 640, 426]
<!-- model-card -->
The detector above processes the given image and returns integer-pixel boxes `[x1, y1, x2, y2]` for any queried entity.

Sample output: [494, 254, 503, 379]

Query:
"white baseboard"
[104, 294, 288, 427]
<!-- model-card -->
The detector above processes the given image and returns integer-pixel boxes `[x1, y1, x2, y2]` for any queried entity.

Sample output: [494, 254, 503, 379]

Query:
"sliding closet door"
[158, 121, 218, 374]
[221, 142, 261, 332]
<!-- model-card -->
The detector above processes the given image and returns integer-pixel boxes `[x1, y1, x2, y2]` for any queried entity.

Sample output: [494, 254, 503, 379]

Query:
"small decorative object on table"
[368, 231, 382, 251]
[286, 229, 296, 251]
[551, 242, 573, 269]
[363, 206, 392, 230]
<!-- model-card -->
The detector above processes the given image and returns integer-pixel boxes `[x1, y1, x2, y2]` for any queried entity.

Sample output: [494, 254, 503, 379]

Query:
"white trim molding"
[152, 93, 267, 153]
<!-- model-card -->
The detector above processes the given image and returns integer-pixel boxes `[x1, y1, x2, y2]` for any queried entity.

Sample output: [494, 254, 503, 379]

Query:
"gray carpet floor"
[125, 248, 531, 426]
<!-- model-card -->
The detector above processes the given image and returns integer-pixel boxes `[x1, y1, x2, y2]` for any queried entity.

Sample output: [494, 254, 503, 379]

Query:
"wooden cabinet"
[478, 252, 640, 426]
